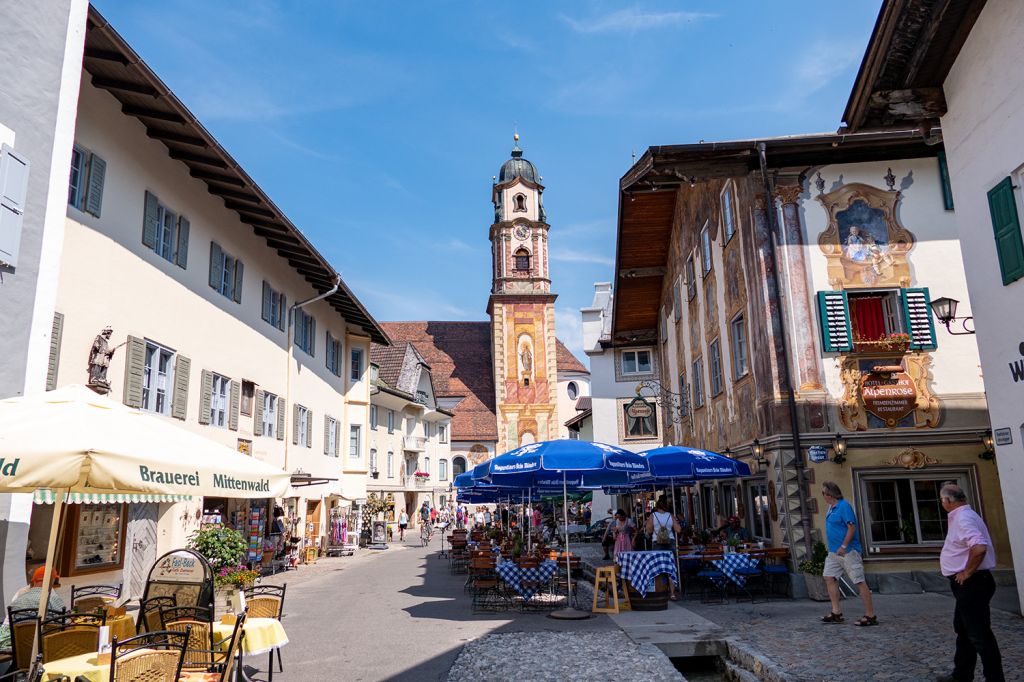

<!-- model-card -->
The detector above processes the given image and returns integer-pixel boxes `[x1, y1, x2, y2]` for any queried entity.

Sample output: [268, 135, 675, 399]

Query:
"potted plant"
[726, 536, 742, 553]
[798, 541, 830, 601]
[188, 526, 248, 616]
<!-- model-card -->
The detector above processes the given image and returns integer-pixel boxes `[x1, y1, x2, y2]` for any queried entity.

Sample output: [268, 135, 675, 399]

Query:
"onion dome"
[498, 133, 538, 184]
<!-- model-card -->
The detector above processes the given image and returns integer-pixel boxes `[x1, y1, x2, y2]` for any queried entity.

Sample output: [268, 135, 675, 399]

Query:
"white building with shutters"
[19, 8, 389, 593]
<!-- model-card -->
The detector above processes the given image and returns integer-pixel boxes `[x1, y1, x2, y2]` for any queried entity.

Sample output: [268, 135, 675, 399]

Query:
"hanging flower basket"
[413, 471, 430, 479]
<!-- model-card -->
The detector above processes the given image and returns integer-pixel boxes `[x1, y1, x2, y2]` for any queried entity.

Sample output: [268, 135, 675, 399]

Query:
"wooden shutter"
[123, 336, 146, 408]
[987, 176, 1024, 284]
[292, 403, 300, 444]
[901, 288, 938, 351]
[175, 216, 189, 269]
[84, 154, 105, 218]
[334, 420, 341, 456]
[198, 369, 213, 425]
[46, 312, 64, 391]
[278, 293, 287, 331]
[324, 416, 331, 455]
[262, 281, 272, 323]
[310, 317, 316, 357]
[306, 410, 313, 448]
[277, 398, 286, 441]
[142, 191, 159, 250]
[229, 380, 240, 431]
[209, 242, 224, 291]
[232, 259, 244, 303]
[171, 355, 190, 420]
[816, 291, 853, 353]
[0, 145, 30, 268]
[254, 389, 265, 437]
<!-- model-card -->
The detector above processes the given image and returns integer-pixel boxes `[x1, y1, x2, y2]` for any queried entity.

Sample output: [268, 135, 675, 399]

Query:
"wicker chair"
[38, 613, 103, 664]
[136, 596, 176, 634]
[176, 612, 247, 682]
[245, 585, 285, 680]
[108, 628, 190, 682]
[7, 608, 49, 672]
[159, 606, 217, 672]
[70, 583, 122, 611]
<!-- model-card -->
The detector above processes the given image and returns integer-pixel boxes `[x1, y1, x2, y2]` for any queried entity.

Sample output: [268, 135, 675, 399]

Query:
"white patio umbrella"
[0, 385, 292, 669]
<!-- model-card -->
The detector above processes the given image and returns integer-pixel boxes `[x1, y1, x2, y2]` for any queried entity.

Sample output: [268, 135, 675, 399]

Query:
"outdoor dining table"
[711, 553, 760, 588]
[42, 649, 154, 682]
[212, 616, 288, 657]
[495, 559, 558, 600]
[615, 550, 679, 596]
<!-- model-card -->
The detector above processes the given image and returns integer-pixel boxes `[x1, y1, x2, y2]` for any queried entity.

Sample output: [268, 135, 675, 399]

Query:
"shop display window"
[60, 503, 126, 575]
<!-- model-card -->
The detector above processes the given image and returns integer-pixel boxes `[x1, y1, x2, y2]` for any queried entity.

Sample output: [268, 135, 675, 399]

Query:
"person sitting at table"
[0, 567, 66, 650]
[717, 515, 751, 543]
[645, 498, 682, 601]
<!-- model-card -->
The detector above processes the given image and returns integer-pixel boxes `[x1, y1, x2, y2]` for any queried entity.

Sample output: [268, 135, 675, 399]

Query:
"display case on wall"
[59, 503, 127, 576]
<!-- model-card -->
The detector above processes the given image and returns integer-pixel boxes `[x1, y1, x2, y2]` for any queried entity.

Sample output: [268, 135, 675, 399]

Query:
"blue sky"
[93, 0, 882, 359]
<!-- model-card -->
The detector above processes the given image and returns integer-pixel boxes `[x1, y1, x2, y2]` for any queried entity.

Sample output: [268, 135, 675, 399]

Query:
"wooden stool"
[592, 565, 631, 614]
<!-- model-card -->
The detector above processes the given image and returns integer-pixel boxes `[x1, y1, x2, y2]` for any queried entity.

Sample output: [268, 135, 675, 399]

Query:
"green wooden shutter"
[262, 281, 272, 323]
[816, 291, 853, 353]
[123, 336, 146, 408]
[229, 380, 240, 431]
[277, 398, 286, 441]
[306, 409, 313, 449]
[232, 259, 244, 303]
[209, 242, 224, 291]
[142, 191, 159, 249]
[987, 176, 1024, 284]
[175, 216, 189, 269]
[254, 389, 264, 437]
[901, 288, 938, 351]
[171, 355, 190, 420]
[198, 369, 213, 425]
[84, 154, 105, 218]
[46, 312, 64, 391]
[937, 151, 954, 210]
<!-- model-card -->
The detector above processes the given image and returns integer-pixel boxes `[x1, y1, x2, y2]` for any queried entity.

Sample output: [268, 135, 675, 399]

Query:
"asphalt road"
[258, 537, 616, 682]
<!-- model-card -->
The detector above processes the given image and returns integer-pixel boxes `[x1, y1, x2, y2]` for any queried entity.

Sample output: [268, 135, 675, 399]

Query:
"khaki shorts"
[823, 550, 866, 584]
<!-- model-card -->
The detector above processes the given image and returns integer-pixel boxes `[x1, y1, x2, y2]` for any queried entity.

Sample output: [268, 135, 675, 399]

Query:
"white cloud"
[560, 9, 715, 34]
[446, 238, 476, 252]
[788, 40, 863, 99]
[550, 248, 615, 267]
[555, 307, 587, 365]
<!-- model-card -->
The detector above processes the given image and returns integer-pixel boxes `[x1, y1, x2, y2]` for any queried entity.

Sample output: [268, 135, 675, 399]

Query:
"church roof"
[498, 141, 538, 184]
[555, 339, 589, 375]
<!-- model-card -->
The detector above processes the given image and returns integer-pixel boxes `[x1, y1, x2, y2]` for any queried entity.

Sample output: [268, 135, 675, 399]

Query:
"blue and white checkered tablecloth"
[615, 551, 679, 596]
[712, 553, 760, 587]
[496, 560, 558, 600]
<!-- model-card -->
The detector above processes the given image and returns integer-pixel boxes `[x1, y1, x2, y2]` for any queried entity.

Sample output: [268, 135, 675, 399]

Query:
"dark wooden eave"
[842, 0, 986, 132]
[84, 7, 389, 345]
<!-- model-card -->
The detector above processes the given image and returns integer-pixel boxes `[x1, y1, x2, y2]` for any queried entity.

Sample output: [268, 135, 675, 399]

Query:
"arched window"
[452, 456, 467, 477]
[513, 193, 527, 212]
[514, 249, 530, 271]
[567, 381, 579, 400]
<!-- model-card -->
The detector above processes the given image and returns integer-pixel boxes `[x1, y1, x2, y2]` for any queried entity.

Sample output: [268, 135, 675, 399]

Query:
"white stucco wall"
[940, 0, 1024, 609]
[556, 371, 590, 438]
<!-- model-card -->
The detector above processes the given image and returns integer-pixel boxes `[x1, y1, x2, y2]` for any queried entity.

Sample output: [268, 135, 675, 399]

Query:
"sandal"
[669, 594, 679, 601]
[821, 612, 844, 623]
[854, 615, 879, 627]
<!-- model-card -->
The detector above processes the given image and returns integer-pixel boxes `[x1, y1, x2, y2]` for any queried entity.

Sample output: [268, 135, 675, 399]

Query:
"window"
[514, 249, 530, 271]
[672, 279, 682, 321]
[439, 424, 448, 444]
[262, 392, 278, 438]
[261, 281, 286, 331]
[847, 290, 905, 342]
[424, 456, 431, 475]
[425, 422, 432, 439]
[350, 348, 364, 382]
[567, 381, 578, 400]
[452, 456, 466, 477]
[210, 373, 230, 428]
[142, 192, 189, 269]
[816, 289, 937, 353]
[349, 425, 361, 460]
[240, 380, 254, 416]
[513, 194, 527, 212]
[701, 225, 712, 275]
[678, 371, 688, 419]
[748, 481, 770, 540]
[209, 242, 242, 302]
[386, 451, 394, 478]
[692, 357, 705, 408]
[142, 341, 175, 415]
[369, 448, 378, 472]
[439, 459, 448, 481]
[857, 471, 972, 549]
[326, 416, 338, 456]
[685, 255, 697, 300]
[294, 308, 315, 356]
[387, 409, 395, 433]
[721, 182, 737, 243]
[326, 332, 342, 376]
[569, 429, 580, 440]
[68, 145, 105, 217]
[620, 349, 652, 376]
[297, 406, 310, 448]
[709, 339, 723, 396]
[731, 315, 749, 379]
[987, 176, 1024, 285]
[623, 401, 658, 438]
[370, 405, 378, 430]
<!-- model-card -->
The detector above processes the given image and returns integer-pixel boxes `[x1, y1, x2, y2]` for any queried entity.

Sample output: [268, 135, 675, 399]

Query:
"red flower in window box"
[413, 471, 430, 479]
[853, 332, 911, 354]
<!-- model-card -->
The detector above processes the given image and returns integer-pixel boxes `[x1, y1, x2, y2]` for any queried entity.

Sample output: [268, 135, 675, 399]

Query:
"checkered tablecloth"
[712, 553, 760, 587]
[615, 551, 679, 596]
[496, 560, 558, 600]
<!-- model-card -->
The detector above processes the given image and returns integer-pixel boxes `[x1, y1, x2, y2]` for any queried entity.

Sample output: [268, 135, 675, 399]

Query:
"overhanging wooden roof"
[84, 7, 389, 345]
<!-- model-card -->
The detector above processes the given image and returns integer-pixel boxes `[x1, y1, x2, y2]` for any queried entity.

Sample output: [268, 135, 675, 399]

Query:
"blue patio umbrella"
[641, 446, 752, 480]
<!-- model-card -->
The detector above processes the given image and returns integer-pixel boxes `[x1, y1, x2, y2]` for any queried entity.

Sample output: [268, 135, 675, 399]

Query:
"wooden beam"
[207, 186, 262, 203]
[223, 200, 274, 217]
[147, 129, 208, 148]
[246, 220, 291, 233]
[122, 104, 184, 124]
[168, 149, 228, 168]
[252, 226, 299, 242]
[189, 168, 245, 187]
[619, 267, 667, 279]
[92, 76, 158, 96]
[869, 87, 947, 124]
[83, 47, 129, 64]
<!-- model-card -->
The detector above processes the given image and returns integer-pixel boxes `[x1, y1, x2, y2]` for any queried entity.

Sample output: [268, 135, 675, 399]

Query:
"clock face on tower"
[513, 224, 530, 240]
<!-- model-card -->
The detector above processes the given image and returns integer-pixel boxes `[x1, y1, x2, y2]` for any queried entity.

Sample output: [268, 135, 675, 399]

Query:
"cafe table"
[615, 550, 679, 596]
[42, 649, 151, 682]
[495, 560, 558, 600]
[213, 616, 288, 682]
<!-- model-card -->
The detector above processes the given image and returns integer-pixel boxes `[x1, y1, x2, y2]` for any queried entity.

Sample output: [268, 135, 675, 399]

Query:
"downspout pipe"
[284, 275, 342, 473]
[756, 143, 813, 558]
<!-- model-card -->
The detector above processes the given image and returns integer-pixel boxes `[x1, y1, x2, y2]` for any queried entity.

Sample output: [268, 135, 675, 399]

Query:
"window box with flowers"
[853, 332, 910, 354]
[413, 471, 430, 487]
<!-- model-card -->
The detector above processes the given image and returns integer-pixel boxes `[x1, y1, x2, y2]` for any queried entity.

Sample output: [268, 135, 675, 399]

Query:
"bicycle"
[420, 522, 433, 546]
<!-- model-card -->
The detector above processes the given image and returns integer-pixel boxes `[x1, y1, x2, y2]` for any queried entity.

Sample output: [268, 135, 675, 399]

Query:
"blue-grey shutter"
[278, 293, 287, 331]
[0, 144, 30, 269]
[901, 288, 937, 351]
[175, 216, 189, 269]
[232, 259, 243, 303]
[209, 242, 223, 291]
[46, 312, 64, 391]
[229, 380, 240, 431]
[324, 415, 331, 455]
[142, 191, 159, 250]
[123, 336, 146, 408]
[277, 398, 286, 441]
[306, 409, 313, 448]
[171, 355, 190, 420]
[254, 389, 265, 437]
[987, 177, 1024, 285]
[198, 369, 213, 425]
[310, 317, 316, 357]
[84, 153, 105, 218]
[816, 291, 853, 353]
[262, 281, 272, 323]
[292, 403, 300, 445]
[335, 420, 341, 456]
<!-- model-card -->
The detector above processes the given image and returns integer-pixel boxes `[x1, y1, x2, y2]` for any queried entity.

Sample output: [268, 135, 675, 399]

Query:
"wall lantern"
[980, 430, 995, 461]
[929, 296, 975, 335]
[751, 438, 765, 464]
[832, 433, 847, 464]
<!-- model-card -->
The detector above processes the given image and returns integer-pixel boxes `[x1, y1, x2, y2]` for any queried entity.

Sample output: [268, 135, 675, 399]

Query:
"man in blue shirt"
[820, 481, 877, 626]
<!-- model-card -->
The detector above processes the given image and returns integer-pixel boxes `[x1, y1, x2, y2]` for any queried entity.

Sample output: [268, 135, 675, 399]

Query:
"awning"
[34, 489, 191, 504]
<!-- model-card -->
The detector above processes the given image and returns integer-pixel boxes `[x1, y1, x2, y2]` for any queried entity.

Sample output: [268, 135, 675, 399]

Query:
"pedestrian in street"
[430, 506, 438, 525]
[936, 482, 1004, 682]
[420, 501, 430, 530]
[820, 481, 877, 626]
[474, 507, 485, 528]
[645, 498, 681, 600]
[398, 510, 408, 541]
[455, 505, 464, 529]
[483, 508, 492, 526]
[609, 509, 635, 559]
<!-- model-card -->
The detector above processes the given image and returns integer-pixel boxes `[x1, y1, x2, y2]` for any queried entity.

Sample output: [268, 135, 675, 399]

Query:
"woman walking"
[609, 509, 635, 558]
[398, 510, 409, 541]
[646, 498, 681, 600]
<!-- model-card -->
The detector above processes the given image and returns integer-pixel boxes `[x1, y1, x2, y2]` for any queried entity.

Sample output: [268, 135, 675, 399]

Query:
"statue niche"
[517, 333, 534, 385]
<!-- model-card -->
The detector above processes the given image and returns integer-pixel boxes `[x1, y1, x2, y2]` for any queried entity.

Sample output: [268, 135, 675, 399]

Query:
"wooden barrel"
[625, 573, 671, 611]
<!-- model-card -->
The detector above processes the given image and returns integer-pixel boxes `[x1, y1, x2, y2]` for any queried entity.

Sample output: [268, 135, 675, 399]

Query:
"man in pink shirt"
[936, 482, 1003, 682]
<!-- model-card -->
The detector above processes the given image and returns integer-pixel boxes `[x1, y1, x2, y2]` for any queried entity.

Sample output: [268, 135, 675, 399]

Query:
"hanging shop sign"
[625, 396, 654, 420]
[860, 367, 917, 426]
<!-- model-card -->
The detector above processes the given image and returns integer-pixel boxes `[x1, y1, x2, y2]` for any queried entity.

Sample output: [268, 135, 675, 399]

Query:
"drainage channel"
[671, 654, 728, 681]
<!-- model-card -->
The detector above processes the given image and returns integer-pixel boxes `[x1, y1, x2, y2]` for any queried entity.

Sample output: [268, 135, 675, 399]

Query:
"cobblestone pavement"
[688, 591, 1024, 681]
[447, 631, 682, 682]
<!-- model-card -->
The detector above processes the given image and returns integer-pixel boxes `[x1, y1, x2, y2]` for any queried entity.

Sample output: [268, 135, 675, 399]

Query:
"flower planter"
[803, 573, 830, 601]
[213, 586, 240, 619]
[853, 341, 910, 354]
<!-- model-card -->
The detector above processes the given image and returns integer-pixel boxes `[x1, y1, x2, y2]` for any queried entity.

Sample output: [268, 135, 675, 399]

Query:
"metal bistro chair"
[70, 583, 122, 612]
[38, 612, 105, 664]
[136, 596, 177, 634]
[762, 547, 792, 598]
[159, 606, 217, 673]
[696, 553, 728, 604]
[176, 612, 247, 682]
[245, 585, 286, 681]
[108, 627, 190, 682]
[7, 608, 54, 674]
[0, 654, 43, 682]
[469, 556, 507, 613]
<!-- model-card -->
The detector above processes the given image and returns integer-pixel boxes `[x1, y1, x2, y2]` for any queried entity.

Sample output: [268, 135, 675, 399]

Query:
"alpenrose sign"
[860, 368, 917, 426]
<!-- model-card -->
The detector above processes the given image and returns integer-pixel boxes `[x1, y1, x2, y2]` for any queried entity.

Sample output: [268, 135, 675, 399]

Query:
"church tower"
[488, 135, 559, 454]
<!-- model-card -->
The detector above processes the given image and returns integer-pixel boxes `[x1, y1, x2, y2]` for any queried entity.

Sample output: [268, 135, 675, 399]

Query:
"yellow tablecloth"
[43, 651, 109, 682]
[213, 617, 288, 656]
[107, 613, 136, 643]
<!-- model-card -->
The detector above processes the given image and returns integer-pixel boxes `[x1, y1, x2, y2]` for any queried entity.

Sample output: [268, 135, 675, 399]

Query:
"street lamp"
[832, 433, 847, 464]
[929, 296, 975, 335]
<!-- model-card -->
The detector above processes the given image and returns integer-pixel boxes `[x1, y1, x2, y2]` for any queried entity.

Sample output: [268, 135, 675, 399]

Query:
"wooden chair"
[137, 596, 176, 634]
[763, 547, 792, 598]
[108, 628, 190, 682]
[176, 612, 246, 682]
[245, 585, 286, 680]
[38, 613, 104, 664]
[159, 606, 217, 672]
[70, 583, 122, 611]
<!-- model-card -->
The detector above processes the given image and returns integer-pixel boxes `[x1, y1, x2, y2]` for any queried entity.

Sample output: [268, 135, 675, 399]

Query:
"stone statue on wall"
[519, 345, 532, 373]
[87, 326, 120, 394]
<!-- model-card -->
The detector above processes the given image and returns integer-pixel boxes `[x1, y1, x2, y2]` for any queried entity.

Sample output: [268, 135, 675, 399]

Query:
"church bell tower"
[488, 135, 559, 454]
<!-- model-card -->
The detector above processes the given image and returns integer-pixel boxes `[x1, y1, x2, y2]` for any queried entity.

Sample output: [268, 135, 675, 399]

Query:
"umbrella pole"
[671, 478, 682, 599]
[549, 471, 588, 620]
[30, 486, 68, 676]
